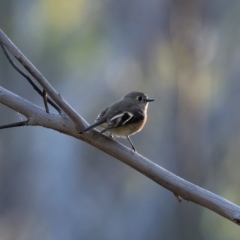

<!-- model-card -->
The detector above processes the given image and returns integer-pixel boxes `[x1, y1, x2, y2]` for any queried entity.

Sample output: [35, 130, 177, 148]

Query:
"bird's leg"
[127, 136, 136, 152]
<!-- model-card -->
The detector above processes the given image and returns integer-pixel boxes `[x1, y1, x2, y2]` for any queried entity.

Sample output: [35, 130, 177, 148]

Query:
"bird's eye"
[137, 96, 143, 101]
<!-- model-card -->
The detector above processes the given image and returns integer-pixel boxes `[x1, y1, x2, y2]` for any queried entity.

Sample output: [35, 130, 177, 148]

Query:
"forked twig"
[0, 28, 85, 130]
[0, 43, 61, 114]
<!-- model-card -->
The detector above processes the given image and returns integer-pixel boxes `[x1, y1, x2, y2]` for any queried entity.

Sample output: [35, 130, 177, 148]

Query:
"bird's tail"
[79, 120, 105, 134]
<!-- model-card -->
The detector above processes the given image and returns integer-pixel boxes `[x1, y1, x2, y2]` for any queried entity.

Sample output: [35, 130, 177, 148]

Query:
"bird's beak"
[146, 98, 154, 102]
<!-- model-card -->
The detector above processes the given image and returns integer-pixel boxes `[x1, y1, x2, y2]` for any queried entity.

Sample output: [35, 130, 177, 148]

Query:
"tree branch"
[0, 28, 240, 226]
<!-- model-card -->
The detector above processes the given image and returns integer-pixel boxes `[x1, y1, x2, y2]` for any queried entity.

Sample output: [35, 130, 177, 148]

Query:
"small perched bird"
[79, 91, 154, 151]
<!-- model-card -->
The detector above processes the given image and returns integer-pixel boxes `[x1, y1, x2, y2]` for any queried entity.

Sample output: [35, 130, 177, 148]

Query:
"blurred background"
[0, 0, 240, 239]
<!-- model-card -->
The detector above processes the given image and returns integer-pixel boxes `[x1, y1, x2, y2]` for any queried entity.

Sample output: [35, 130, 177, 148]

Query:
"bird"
[79, 91, 154, 151]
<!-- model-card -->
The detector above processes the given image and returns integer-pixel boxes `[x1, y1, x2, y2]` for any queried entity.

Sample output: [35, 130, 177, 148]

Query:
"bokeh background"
[0, 0, 240, 239]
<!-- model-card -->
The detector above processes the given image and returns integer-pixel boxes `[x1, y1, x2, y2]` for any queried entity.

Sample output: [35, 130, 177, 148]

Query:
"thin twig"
[0, 120, 29, 130]
[0, 42, 61, 114]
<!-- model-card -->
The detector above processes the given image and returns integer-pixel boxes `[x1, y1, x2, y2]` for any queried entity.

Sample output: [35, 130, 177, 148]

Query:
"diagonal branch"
[0, 85, 240, 225]
[1, 28, 240, 226]
[0, 120, 29, 130]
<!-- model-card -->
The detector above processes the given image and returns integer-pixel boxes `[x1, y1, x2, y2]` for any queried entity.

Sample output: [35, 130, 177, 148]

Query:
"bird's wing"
[100, 110, 144, 134]
[108, 111, 133, 127]
[96, 107, 109, 121]
[79, 107, 109, 134]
